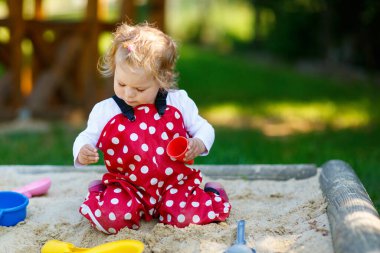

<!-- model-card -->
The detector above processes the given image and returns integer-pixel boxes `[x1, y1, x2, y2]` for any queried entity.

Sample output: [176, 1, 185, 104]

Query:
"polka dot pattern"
[150, 178, 158, 185]
[141, 144, 149, 152]
[177, 214, 185, 223]
[161, 132, 168, 140]
[139, 122, 147, 130]
[80, 104, 230, 234]
[154, 113, 160, 120]
[207, 211, 216, 219]
[124, 213, 132, 220]
[109, 212, 116, 221]
[111, 198, 119, 205]
[156, 147, 164, 155]
[165, 167, 173, 175]
[118, 124, 125, 131]
[149, 126, 156, 134]
[130, 133, 138, 141]
[141, 165, 149, 174]
[166, 122, 174, 130]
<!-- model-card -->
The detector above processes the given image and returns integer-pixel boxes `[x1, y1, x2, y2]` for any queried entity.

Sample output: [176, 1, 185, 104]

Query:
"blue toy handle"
[236, 220, 247, 245]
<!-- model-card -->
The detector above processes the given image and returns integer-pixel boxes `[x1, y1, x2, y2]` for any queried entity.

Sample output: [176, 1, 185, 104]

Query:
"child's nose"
[125, 86, 136, 98]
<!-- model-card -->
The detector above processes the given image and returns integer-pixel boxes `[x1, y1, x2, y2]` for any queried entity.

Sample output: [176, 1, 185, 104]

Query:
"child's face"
[114, 63, 160, 107]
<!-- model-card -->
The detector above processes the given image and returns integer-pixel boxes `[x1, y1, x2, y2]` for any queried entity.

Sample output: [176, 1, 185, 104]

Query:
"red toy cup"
[166, 136, 194, 165]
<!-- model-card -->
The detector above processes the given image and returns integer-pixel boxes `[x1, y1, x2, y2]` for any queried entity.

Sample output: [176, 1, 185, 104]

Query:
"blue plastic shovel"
[225, 220, 256, 253]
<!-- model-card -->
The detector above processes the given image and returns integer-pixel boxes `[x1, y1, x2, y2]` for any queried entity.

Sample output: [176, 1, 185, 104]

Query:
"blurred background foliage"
[166, 0, 380, 70]
[0, 0, 379, 210]
[2, 0, 379, 69]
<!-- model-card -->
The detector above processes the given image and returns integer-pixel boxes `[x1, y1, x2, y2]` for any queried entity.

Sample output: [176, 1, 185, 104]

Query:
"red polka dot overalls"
[79, 99, 231, 234]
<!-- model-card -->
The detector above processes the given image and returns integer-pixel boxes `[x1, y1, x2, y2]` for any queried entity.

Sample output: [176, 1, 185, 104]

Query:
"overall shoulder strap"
[155, 89, 168, 116]
[112, 90, 168, 121]
[112, 95, 135, 121]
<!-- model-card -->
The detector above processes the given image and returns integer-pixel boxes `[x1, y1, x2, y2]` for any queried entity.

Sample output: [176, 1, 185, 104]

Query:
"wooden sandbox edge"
[0, 164, 317, 181]
[320, 160, 380, 253]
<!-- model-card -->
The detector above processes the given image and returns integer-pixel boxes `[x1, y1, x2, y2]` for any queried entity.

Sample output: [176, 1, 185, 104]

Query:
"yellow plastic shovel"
[41, 239, 144, 253]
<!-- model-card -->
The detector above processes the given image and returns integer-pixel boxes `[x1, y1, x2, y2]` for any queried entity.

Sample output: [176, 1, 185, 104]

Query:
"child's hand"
[78, 144, 99, 165]
[184, 138, 206, 162]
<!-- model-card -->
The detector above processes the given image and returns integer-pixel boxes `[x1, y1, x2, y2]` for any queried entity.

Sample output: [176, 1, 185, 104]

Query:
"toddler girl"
[73, 22, 231, 234]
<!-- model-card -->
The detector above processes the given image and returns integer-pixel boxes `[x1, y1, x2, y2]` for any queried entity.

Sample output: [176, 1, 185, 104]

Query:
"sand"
[0, 166, 333, 253]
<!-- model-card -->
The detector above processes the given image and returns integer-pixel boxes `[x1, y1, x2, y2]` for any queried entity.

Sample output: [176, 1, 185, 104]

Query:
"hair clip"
[128, 44, 135, 53]
[123, 43, 135, 53]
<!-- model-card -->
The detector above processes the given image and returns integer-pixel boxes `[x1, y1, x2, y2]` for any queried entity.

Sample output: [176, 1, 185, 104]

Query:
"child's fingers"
[184, 139, 199, 161]
[83, 144, 98, 154]
[79, 145, 99, 164]
[184, 150, 195, 161]
[79, 153, 99, 164]
[85, 155, 99, 164]
[184, 138, 206, 161]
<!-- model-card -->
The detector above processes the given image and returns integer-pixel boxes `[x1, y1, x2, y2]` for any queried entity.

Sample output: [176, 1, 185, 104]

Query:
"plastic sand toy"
[166, 136, 194, 164]
[14, 177, 51, 198]
[0, 178, 51, 226]
[41, 239, 144, 253]
[225, 220, 256, 253]
[0, 191, 29, 226]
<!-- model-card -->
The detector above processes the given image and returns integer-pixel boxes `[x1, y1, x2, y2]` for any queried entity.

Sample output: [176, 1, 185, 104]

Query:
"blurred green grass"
[0, 44, 379, 211]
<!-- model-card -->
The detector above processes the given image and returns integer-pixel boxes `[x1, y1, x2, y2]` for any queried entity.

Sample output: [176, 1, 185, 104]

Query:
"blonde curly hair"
[98, 22, 178, 90]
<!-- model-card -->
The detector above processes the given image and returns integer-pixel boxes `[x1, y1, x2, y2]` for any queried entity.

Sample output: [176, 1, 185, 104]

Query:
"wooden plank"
[34, 0, 44, 20]
[81, 0, 101, 109]
[7, 0, 24, 107]
[0, 164, 318, 181]
[320, 160, 380, 253]
[0, 19, 10, 26]
[26, 36, 83, 114]
[0, 0, 159, 115]
[120, 0, 135, 22]
[0, 42, 10, 66]
[149, 0, 166, 31]
[200, 164, 317, 180]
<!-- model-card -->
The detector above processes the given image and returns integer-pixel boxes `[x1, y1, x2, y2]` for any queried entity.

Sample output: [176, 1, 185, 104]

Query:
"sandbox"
[0, 160, 379, 253]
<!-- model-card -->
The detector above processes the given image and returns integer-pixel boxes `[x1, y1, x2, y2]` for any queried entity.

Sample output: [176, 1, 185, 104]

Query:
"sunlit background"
[0, 0, 379, 210]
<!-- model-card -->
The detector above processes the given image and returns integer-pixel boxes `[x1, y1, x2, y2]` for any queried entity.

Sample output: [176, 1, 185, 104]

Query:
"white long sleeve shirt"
[73, 90, 215, 167]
